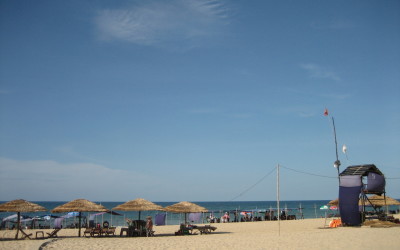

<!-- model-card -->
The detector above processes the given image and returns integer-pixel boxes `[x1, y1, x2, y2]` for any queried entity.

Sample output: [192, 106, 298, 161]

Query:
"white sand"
[1, 216, 399, 250]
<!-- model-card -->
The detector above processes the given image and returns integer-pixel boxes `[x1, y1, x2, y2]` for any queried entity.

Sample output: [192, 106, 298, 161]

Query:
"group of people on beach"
[208, 212, 233, 223]
[206, 210, 297, 223]
[123, 216, 153, 237]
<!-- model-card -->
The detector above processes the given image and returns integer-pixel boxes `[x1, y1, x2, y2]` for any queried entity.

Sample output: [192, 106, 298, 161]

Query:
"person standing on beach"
[146, 216, 153, 236]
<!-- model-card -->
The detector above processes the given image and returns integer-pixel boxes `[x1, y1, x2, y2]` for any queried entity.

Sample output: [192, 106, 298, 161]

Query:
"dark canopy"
[339, 164, 383, 177]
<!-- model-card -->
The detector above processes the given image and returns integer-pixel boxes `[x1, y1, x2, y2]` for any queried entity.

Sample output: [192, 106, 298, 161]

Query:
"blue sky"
[0, 0, 399, 202]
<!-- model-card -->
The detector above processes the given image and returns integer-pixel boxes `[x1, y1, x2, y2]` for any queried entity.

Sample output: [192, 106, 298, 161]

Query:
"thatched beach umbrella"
[361, 195, 400, 207]
[0, 199, 47, 239]
[51, 199, 107, 237]
[328, 199, 339, 206]
[164, 201, 208, 224]
[112, 198, 164, 220]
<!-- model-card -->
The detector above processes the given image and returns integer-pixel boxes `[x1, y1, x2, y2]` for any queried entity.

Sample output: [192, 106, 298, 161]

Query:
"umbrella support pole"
[78, 212, 82, 237]
[15, 212, 20, 239]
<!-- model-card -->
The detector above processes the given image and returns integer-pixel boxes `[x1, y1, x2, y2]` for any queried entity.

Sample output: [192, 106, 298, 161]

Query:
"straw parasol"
[51, 199, 107, 237]
[0, 199, 47, 239]
[361, 195, 400, 207]
[164, 201, 208, 224]
[112, 198, 164, 220]
[328, 199, 339, 206]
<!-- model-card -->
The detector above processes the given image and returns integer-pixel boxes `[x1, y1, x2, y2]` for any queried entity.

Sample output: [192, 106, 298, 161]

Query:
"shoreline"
[3, 199, 399, 228]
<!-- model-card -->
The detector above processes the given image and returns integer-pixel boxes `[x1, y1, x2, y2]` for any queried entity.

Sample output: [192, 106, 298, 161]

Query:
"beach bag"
[329, 219, 342, 228]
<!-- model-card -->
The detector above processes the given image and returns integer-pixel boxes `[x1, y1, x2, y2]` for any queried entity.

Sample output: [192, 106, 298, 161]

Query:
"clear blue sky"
[1, 0, 399, 202]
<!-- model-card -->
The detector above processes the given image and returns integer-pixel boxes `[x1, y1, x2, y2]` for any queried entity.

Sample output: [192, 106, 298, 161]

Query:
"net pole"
[277, 164, 280, 236]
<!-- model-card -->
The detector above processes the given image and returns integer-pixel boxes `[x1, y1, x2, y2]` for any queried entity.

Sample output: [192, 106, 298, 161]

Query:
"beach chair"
[19, 228, 33, 239]
[120, 227, 129, 236]
[36, 231, 45, 239]
[90, 228, 103, 237]
[83, 228, 93, 237]
[133, 220, 147, 237]
[196, 225, 217, 234]
[104, 227, 116, 236]
[175, 224, 195, 236]
[46, 228, 61, 238]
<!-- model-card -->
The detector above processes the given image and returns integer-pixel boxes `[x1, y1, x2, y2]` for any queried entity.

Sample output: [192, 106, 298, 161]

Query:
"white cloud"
[95, 0, 229, 48]
[285, 87, 351, 100]
[55, 146, 109, 165]
[0, 157, 162, 201]
[300, 63, 341, 81]
[0, 157, 235, 201]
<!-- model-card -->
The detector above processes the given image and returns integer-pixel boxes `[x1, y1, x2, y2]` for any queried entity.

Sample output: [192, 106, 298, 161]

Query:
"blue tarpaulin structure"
[339, 164, 386, 226]
[155, 213, 166, 226]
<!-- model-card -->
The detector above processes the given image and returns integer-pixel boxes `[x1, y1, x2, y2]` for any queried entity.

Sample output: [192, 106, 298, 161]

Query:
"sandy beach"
[1, 216, 399, 250]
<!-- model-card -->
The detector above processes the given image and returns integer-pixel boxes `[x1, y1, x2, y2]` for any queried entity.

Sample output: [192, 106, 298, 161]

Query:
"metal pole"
[78, 212, 82, 237]
[15, 212, 20, 239]
[277, 164, 280, 236]
[332, 117, 341, 184]
[385, 192, 389, 220]
[269, 206, 272, 221]
[314, 204, 317, 218]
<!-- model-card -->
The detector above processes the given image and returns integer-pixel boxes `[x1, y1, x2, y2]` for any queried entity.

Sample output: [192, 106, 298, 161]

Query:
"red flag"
[324, 108, 329, 116]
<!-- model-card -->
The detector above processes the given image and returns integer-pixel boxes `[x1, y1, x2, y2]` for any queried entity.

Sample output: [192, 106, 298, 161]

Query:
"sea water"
[1, 200, 398, 228]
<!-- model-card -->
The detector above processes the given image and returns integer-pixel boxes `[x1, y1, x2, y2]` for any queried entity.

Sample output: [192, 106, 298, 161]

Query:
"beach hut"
[0, 199, 47, 239]
[51, 199, 107, 237]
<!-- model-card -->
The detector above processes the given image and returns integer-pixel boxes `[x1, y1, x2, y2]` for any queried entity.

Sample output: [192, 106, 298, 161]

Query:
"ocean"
[1, 200, 399, 228]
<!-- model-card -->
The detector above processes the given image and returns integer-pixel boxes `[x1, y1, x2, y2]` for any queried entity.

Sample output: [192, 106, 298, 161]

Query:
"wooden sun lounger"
[46, 228, 61, 238]
[90, 228, 103, 237]
[104, 227, 116, 236]
[19, 228, 33, 239]
[85, 227, 115, 237]
[83, 228, 93, 237]
[175, 225, 195, 235]
[195, 225, 217, 234]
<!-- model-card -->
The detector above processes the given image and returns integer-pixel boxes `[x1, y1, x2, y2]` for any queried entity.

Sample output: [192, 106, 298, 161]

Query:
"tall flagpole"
[332, 117, 341, 183]
[325, 109, 341, 184]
